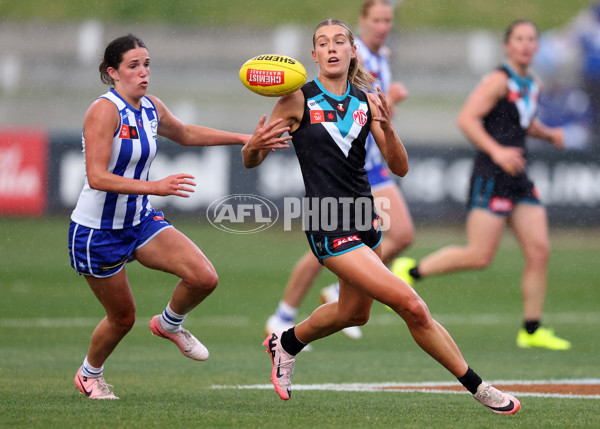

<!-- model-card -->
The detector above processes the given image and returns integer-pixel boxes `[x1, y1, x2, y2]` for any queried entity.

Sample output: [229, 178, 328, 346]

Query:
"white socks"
[159, 303, 187, 333]
[275, 300, 298, 324]
[80, 304, 187, 378]
[81, 356, 103, 378]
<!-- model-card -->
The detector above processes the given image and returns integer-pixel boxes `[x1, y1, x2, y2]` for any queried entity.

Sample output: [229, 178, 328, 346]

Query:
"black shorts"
[467, 173, 541, 217]
[306, 219, 383, 265]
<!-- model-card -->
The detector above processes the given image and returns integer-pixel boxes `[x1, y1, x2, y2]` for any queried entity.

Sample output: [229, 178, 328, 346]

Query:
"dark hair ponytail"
[99, 34, 147, 86]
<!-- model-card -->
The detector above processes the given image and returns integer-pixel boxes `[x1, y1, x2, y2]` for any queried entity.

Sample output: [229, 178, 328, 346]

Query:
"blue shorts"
[366, 164, 394, 191]
[68, 210, 172, 278]
[306, 218, 383, 265]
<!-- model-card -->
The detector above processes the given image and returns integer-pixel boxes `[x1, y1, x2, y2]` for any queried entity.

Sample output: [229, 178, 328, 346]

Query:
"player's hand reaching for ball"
[242, 115, 292, 168]
[368, 87, 393, 132]
[248, 115, 292, 151]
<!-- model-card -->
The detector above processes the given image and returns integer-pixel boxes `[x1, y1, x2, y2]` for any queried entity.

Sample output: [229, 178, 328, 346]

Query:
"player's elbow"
[86, 173, 104, 191]
[456, 112, 474, 135]
[242, 160, 257, 169]
[241, 147, 264, 169]
[241, 153, 258, 169]
[391, 162, 409, 177]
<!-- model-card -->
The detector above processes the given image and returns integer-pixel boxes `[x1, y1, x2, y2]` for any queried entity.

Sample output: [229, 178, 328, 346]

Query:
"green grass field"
[1, 217, 599, 428]
[0, 0, 591, 31]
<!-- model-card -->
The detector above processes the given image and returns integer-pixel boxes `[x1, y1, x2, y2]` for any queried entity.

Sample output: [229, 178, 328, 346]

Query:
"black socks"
[280, 327, 306, 356]
[409, 265, 421, 280]
[525, 320, 540, 334]
[458, 367, 483, 394]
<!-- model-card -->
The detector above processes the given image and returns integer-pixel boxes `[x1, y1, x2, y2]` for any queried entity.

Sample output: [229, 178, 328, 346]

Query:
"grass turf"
[0, 0, 590, 31]
[1, 217, 599, 428]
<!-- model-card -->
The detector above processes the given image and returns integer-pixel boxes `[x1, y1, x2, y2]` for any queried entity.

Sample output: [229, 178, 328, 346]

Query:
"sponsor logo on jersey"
[372, 216, 380, 230]
[507, 90, 521, 103]
[489, 197, 513, 213]
[310, 110, 337, 124]
[333, 234, 360, 249]
[119, 124, 139, 139]
[246, 69, 284, 87]
[353, 109, 368, 126]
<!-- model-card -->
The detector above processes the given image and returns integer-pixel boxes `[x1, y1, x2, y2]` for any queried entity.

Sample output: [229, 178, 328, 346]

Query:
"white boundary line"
[2, 311, 599, 328]
[0, 315, 252, 328]
[211, 379, 600, 399]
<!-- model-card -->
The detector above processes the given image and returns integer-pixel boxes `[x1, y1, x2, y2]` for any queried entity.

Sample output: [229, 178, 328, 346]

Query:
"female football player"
[68, 34, 283, 399]
[393, 20, 571, 351]
[265, 0, 414, 341]
[242, 19, 520, 415]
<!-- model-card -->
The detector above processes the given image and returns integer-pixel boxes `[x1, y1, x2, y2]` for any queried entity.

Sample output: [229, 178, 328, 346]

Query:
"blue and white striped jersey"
[355, 37, 391, 95]
[71, 89, 159, 229]
[355, 37, 392, 176]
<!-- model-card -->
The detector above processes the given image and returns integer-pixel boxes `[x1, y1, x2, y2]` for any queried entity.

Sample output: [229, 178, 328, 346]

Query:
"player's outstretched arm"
[148, 94, 250, 147]
[242, 90, 303, 168]
[368, 87, 408, 177]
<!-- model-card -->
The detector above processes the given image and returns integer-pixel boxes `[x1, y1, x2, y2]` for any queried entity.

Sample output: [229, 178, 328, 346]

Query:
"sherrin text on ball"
[239, 54, 307, 97]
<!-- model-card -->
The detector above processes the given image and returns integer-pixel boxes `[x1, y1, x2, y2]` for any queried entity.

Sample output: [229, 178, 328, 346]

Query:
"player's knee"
[525, 240, 549, 267]
[110, 307, 136, 333]
[347, 311, 370, 327]
[204, 271, 219, 293]
[188, 267, 219, 294]
[337, 306, 370, 327]
[179, 258, 219, 293]
[470, 251, 494, 269]
[400, 297, 431, 328]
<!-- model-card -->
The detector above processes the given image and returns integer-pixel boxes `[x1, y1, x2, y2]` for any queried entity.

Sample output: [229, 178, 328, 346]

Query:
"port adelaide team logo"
[206, 194, 279, 234]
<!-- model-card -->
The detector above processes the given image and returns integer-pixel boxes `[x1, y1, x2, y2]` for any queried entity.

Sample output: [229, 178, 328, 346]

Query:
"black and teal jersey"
[291, 78, 376, 235]
[475, 63, 540, 178]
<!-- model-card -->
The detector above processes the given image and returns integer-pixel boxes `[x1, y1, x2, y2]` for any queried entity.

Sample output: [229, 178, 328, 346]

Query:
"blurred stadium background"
[1, 0, 599, 224]
[2, 2, 600, 428]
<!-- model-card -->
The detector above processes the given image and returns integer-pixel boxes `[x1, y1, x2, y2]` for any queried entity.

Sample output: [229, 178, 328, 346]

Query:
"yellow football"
[239, 54, 307, 97]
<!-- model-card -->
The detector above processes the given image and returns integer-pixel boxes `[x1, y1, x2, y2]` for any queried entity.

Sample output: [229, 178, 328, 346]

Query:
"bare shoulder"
[271, 89, 305, 125]
[145, 94, 168, 116]
[84, 97, 118, 125]
[277, 89, 305, 108]
[478, 69, 509, 97]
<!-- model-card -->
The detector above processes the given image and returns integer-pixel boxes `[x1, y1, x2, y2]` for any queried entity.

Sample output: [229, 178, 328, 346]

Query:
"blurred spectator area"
[0, 18, 595, 149]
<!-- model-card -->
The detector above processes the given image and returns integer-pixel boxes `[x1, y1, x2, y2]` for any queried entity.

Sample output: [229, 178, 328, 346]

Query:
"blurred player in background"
[393, 20, 571, 351]
[575, 2, 600, 145]
[265, 0, 414, 341]
[68, 34, 257, 399]
[243, 18, 521, 414]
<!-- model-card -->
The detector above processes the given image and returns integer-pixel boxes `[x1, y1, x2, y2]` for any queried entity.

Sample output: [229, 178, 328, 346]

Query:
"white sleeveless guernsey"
[71, 89, 159, 229]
